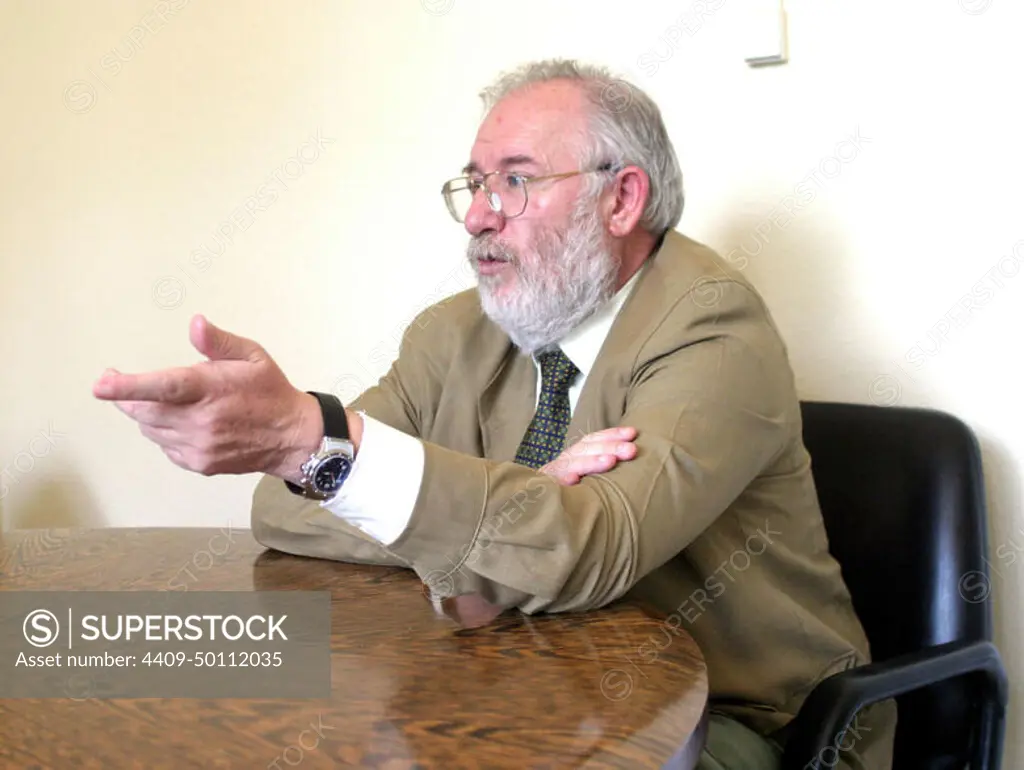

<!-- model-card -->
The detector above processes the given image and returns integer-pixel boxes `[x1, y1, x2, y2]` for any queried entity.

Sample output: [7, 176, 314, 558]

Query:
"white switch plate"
[744, 0, 788, 67]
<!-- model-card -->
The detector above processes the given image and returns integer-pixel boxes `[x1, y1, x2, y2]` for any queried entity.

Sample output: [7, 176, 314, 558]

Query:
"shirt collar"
[547, 267, 643, 379]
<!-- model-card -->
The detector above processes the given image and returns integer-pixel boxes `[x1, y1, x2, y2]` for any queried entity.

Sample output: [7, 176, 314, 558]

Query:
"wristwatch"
[284, 391, 355, 501]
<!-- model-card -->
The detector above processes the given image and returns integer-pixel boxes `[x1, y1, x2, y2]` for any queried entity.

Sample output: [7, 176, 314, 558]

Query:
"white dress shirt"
[321, 269, 642, 545]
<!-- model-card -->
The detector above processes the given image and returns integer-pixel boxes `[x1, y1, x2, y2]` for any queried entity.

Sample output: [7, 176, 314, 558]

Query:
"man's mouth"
[474, 253, 513, 277]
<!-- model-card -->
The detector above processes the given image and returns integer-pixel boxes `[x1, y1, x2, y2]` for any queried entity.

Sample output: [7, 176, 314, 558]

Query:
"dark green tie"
[514, 348, 580, 469]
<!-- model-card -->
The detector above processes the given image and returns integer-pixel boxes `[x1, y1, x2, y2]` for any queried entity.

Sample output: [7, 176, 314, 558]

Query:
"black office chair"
[780, 401, 1008, 770]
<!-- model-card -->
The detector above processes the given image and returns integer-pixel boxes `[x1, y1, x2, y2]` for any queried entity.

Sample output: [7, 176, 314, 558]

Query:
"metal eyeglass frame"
[441, 162, 620, 223]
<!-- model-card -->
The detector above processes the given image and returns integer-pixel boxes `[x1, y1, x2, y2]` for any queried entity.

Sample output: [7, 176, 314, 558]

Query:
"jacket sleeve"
[249, 298, 459, 565]
[381, 280, 797, 612]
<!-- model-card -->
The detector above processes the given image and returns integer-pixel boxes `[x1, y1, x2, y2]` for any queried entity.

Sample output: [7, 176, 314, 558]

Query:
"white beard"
[467, 200, 619, 356]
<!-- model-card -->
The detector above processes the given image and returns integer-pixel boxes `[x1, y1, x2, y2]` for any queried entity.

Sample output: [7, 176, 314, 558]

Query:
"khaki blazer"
[251, 230, 895, 768]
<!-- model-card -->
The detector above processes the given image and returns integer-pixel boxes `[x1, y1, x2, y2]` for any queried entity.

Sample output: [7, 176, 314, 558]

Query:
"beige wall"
[1, 0, 1021, 760]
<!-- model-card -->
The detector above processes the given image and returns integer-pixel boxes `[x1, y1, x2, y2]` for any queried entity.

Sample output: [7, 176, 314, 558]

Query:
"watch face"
[313, 455, 353, 494]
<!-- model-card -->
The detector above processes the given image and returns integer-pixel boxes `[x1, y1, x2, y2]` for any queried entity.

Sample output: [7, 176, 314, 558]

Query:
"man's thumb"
[190, 314, 262, 362]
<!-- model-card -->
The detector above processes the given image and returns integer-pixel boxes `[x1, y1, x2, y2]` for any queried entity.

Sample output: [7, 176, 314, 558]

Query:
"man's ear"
[603, 165, 650, 238]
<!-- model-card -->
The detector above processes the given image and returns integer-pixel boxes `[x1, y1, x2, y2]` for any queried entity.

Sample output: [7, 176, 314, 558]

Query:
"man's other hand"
[92, 314, 322, 481]
[540, 426, 637, 486]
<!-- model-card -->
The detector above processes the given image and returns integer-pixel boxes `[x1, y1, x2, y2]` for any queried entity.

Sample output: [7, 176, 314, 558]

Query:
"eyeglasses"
[441, 163, 619, 223]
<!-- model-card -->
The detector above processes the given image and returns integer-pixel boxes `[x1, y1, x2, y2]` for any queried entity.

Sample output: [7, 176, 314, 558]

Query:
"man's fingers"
[138, 422, 180, 448]
[93, 368, 203, 404]
[543, 453, 618, 482]
[161, 445, 190, 471]
[560, 439, 636, 461]
[112, 399, 144, 421]
[436, 593, 506, 629]
[190, 314, 264, 363]
[565, 453, 618, 473]
[543, 451, 618, 476]
[577, 426, 636, 444]
[539, 433, 638, 484]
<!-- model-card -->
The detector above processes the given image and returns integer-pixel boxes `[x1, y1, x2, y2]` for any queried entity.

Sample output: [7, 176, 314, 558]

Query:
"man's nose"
[464, 189, 505, 237]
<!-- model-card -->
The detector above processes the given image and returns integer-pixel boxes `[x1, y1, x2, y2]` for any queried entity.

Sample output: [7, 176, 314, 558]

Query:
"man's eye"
[467, 179, 483, 192]
[505, 174, 527, 188]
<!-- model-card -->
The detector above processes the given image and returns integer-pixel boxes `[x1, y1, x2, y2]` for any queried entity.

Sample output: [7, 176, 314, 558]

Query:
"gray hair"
[479, 58, 684, 236]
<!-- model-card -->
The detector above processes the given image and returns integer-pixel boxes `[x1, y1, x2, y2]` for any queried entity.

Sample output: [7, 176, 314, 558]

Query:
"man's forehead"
[468, 81, 587, 171]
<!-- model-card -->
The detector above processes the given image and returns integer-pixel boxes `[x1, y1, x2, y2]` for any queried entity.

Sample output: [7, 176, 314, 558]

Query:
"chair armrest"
[781, 639, 1007, 769]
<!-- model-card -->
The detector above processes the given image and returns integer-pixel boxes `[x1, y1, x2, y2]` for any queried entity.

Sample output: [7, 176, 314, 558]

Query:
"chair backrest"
[799, 400, 993, 769]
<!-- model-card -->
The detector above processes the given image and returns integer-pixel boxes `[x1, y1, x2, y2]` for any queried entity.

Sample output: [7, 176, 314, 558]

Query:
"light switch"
[744, 0, 788, 67]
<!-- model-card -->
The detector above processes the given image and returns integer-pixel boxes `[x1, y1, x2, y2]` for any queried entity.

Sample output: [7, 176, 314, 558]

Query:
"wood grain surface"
[0, 527, 707, 769]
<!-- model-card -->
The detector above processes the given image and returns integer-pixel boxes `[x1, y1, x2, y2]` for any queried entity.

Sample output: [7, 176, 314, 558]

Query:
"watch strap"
[308, 391, 349, 440]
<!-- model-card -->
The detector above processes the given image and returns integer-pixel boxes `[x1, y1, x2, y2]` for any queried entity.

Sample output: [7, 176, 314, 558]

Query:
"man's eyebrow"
[499, 154, 537, 168]
[462, 155, 539, 175]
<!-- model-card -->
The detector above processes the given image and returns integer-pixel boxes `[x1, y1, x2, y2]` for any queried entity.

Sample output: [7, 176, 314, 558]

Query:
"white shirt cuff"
[319, 411, 424, 546]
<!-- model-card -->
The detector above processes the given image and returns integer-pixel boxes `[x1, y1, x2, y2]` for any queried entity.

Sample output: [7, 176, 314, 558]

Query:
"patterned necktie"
[514, 348, 580, 469]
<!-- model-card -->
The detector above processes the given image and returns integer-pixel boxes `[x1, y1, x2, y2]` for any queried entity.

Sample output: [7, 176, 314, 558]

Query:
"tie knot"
[537, 348, 579, 393]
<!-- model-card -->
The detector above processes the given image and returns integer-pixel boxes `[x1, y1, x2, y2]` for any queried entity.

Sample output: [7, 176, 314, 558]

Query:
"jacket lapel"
[567, 243, 672, 440]
[477, 338, 537, 462]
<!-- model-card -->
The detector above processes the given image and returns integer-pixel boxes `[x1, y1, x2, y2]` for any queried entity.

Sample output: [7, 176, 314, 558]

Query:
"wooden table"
[0, 528, 708, 769]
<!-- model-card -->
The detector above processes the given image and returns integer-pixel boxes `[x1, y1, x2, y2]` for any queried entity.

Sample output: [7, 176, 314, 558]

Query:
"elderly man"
[94, 60, 894, 769]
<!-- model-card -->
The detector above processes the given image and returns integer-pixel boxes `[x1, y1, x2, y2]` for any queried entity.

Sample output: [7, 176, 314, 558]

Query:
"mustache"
[467, 237, 518, 264]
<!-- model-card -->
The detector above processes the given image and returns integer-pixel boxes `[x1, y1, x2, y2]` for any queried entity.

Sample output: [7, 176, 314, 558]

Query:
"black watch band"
[284, 391, 349, 496]
[308, 391, 349, 440]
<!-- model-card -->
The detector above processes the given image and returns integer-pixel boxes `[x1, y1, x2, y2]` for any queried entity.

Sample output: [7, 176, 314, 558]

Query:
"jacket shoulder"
[655, 230, 761, 302]
[407, 287, 483, 331]
[638, 230, 781, 343]
[398, 286, 495, 360]
[628, 232, 799, 419]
